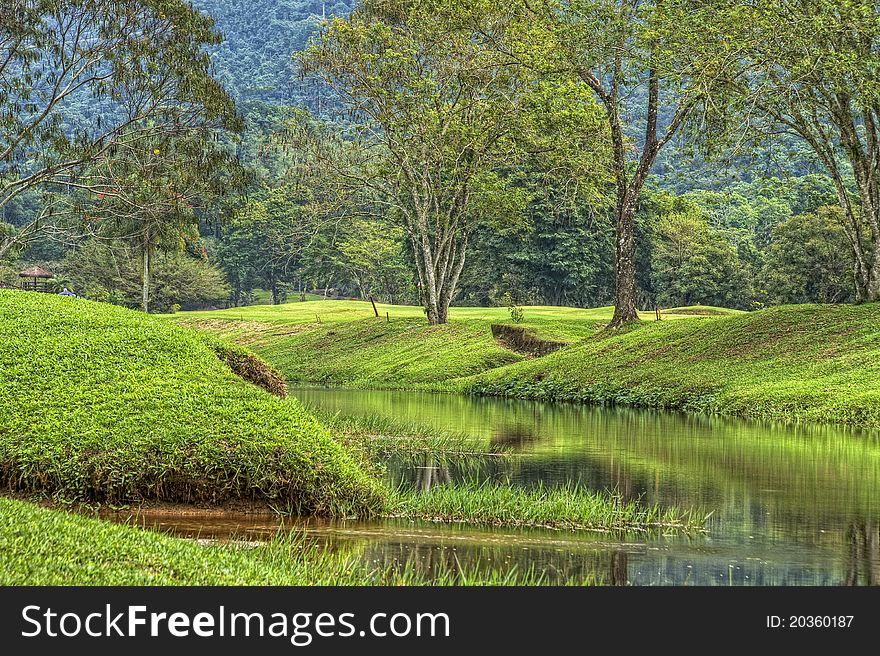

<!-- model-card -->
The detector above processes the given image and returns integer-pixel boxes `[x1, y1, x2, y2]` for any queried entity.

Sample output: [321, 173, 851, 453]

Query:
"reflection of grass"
[317, 411, 506, 457]
[392, 482, 706, 534]
[512, 409, 880, 522]
[0, 499, 591, 585]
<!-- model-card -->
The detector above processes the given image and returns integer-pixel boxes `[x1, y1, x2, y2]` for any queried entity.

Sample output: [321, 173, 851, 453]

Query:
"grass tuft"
[391, 481, 706, 533]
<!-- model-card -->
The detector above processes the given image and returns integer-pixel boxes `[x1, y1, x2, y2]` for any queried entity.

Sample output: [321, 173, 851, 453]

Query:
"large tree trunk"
[791, 98, 880, 303]
[861, 243, 880, 302]
[141, 235, 150, 313]
[411, 222, 467, 326]
[592, 60, 680, 328]
[610, 198, 639, 327]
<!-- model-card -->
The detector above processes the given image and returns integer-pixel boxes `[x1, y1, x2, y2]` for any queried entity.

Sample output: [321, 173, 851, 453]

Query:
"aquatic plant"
[391, 481, 706, 533]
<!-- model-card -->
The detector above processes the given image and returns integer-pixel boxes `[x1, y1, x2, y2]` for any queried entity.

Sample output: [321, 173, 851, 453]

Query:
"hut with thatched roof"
[19, 265, 54, 293]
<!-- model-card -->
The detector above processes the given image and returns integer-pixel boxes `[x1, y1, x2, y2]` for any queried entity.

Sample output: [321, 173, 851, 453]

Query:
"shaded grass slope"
[178, 313, 525, 388]
[0, 290, 383, 514]
[466, 303, 880, 425]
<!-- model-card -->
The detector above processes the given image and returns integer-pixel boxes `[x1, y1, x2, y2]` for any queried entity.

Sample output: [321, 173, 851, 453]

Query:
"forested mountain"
[192, 0, 817, 192]
[192, 0, 355, 107]
[1, 0, 855, 315]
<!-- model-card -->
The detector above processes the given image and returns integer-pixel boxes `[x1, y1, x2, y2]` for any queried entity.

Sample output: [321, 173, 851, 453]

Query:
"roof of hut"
[18, 265, 54, 279]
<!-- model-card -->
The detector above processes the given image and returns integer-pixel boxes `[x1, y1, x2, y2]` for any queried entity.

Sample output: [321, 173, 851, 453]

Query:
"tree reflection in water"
[845, 522, 880, 585]
[414, 455, 453, 491]
[610, 550, 629, 586]
[490, 424, 540, 452]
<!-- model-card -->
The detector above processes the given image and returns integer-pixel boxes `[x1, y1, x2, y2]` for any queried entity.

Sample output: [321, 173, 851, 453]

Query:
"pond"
[128, 387, 880, 585]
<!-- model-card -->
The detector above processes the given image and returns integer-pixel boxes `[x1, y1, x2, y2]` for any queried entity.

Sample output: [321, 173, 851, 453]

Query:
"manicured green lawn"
[468, 303, 880, 425]
[174, 300, 737, 388]
[0, 290, 701, 531]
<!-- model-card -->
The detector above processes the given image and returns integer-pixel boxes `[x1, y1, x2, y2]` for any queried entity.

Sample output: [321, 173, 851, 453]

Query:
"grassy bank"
[0, 289, 383, 514]
[467, 303, 880, 425]
[0, 498, 584, 585]
[178, 299, 880, 426]
[0, 290, 703, 532]
[175, 301, 729, 388]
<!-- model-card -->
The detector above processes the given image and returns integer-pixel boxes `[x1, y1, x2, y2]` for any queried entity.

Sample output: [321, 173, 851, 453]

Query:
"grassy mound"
[0, 498, 577, 585]
[174, 301, 674, 387]
[0, 290, 383, 514]
[178, 314, 523, 388]
[467, 303, 880, 425]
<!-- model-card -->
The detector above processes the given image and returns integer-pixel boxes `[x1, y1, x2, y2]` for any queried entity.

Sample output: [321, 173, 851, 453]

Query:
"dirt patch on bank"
[491, 324, 568, 357]
[212, 344, 288, 397]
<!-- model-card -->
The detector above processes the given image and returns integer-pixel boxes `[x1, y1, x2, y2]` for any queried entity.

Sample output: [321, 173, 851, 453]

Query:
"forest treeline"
[0, 0, 872, 317]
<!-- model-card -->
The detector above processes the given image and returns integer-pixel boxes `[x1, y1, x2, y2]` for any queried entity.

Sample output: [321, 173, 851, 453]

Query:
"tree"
[506, 0, 736, 325]
[700, 1, 880, 301]
[650, 203, 749, 309]
[459, 167, 615, 308]
[334, 218, 411, 303]
[72, 131, 244, 312]
[298, 0, 604, 324]
[0, 0, 241, 250]
[762, 206, 855, 305]
[215, 183, 318, 306]
[61, 238, 230, 311]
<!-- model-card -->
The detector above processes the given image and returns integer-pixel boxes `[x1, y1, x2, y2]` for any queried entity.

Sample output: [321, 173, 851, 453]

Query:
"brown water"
[123, 387, 880, 585]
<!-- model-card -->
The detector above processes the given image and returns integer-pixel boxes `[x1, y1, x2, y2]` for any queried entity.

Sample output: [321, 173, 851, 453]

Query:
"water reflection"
[288, 387, 880, 585]
[490, 424, 541, 452]
[413, 457, 453, 491]
[104, 388, 880, 585]
[845, 522, 880, 585]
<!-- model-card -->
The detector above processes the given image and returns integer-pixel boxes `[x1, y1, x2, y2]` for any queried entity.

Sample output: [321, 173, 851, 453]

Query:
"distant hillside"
[192, 0, 355, 107]
[191, 0, 817, 190]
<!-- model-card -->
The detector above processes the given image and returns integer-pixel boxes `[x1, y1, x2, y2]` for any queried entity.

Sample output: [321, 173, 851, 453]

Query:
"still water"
[136, 388, 880, 585]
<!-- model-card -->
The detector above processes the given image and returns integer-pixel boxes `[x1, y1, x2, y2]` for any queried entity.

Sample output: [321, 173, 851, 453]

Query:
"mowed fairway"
[470, 303, 880, 425]
[176, 299, 880, 425]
